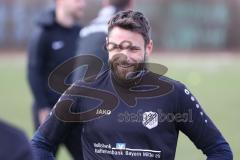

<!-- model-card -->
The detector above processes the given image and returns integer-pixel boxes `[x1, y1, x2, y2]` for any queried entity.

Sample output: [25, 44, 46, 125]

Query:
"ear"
[145, 40, 153, 57]
[105, 37, 109, 55]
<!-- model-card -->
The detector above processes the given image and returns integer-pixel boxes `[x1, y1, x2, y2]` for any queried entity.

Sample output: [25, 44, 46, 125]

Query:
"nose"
[119, 50, 135, 64]
[119, 49, 129, 58]
[119, 49, 129, 56]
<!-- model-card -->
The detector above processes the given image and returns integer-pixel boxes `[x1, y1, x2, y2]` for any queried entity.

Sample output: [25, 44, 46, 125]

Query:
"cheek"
[108, 52, 120, 62]
[128, 53, 145, 63]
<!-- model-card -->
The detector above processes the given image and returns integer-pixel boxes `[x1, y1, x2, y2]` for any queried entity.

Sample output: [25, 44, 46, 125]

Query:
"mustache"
[110, 54, 138, 66]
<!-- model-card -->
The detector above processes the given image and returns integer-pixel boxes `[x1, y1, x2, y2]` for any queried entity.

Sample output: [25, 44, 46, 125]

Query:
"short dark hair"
[108, 10, 151, 45]
[109, 0, 131, 10]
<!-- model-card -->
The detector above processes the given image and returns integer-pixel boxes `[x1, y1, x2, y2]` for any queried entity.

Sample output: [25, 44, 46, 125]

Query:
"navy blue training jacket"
[31, 70, 233, 160]
[27, 9, 81, 108]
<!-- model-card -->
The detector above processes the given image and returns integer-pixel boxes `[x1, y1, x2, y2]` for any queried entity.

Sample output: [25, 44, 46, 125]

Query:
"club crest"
[142, 111, 158, 129]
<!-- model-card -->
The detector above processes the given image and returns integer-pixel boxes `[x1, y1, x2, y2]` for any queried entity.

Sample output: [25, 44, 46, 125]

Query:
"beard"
[109, 53, 146, 87]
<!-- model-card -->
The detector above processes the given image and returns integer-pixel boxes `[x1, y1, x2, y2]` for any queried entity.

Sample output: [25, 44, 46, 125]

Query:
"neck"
[56, 8, 74, 28]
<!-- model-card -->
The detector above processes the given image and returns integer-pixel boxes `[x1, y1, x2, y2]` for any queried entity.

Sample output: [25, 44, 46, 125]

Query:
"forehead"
[108, 27, 144, 46]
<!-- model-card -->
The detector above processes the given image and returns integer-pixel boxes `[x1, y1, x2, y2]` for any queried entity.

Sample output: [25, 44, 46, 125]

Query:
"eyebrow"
[130, 46, 141, 49]
[107, 41, 142, 48]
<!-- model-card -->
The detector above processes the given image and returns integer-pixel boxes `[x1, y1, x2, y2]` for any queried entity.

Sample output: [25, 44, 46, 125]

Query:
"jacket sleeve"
[31, 90, 83, 160]
[175, 82, 233, 160]
[27, 27, 50, 108]
[31, 130, 55, 160]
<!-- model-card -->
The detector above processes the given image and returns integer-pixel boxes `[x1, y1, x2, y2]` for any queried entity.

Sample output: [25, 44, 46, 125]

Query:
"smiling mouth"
[118, 64, 134, 68]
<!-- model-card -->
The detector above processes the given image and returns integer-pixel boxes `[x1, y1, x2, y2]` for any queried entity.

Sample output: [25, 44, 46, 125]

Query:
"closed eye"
[129, 46, 141, 52]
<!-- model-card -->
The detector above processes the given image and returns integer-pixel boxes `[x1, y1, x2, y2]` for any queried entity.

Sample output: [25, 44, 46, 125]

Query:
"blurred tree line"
[0, 0, 240, 52]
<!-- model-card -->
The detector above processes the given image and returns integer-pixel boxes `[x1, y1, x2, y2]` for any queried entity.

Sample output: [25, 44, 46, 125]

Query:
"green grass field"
[0, 52, 239, 159]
